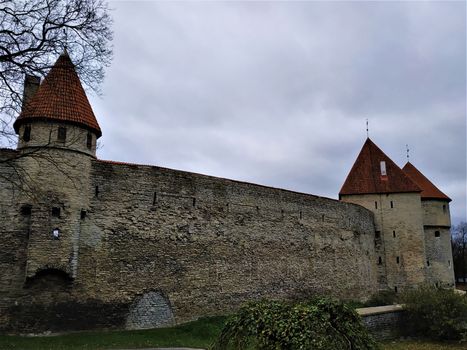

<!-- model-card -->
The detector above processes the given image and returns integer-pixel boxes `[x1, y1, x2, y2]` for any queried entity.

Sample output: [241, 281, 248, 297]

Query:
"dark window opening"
[375, 201, 378, 209]
[321, 214, 325, 222]
[394, 286, 398, 293]
[375, 231, 381, 239]
[427, 260, 430, 266]
[57, 127, 67, 142]
[378, 256, 382, 265]
[51, 207, 60, 217]
[80, 210, 86, 220]
[23, 125, 31, 142]
[95, 186, 99, 197]
[435, 231, 440, 238]
[396, 256, 400, 264]
[21, 204, 32, 216]
[393, 230, 396, 238]
[192, 198, 196, 207]
[390, 201, 394, 208]
[299, 211, 302, 220]
[152, 192, 157, 205]
[86, 132, 92, 149]
[443, 205, 446, 213]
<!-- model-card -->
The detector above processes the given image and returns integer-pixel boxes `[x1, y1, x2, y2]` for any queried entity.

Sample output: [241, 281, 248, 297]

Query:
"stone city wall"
[0, 151, 379, 332]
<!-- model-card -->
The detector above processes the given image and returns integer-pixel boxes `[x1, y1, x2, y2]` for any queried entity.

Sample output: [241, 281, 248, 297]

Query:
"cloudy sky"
[88, 1, 466, 224]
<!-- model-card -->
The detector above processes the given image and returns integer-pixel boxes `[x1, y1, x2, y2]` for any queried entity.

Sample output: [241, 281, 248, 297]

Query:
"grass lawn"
[382, 340, 467, 350]
[1, 317, 466, 350]
[0, 316, 225, 350]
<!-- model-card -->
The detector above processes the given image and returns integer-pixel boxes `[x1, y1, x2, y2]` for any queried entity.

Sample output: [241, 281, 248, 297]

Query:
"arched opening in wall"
[126, 291, 174, 330]
[24, 268, 73, 290]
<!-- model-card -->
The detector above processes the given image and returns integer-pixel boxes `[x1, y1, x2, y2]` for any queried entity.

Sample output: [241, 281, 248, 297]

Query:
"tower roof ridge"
[339, 138, 421, 196]
[402, 161, 451, 202]
[13, 53, 102, 137]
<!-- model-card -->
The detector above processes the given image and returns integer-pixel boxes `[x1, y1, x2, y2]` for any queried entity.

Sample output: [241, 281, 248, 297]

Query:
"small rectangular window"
[51, 207, 60, 217]
[443, 205, 446, 213]
[380, 161, 387, 175]
[435, 231, 440, 238]
[396, 256, 400, 264]
[86, 132, 93, 149]
[378, 257, 382, 265]
[427, 260, 430, 266]
[393, 230, 396, 238]
[375, 231, 381, 239]
[394, 286, 398, 293]
[23, 126, 31, 142]
[95, 186, 99, 197]
[57, 127, 67, 142]
[375, 201, 378, 209]
[390, 201, 394, 208]
[80, 210, 86, 220]
[21, 205, 32, 216]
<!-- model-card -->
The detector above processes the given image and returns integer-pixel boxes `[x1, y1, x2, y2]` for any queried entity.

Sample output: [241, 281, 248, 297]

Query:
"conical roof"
[339, 138, 421, 197]
[402, 162, 451, 202]
[13, 52, 101, 137]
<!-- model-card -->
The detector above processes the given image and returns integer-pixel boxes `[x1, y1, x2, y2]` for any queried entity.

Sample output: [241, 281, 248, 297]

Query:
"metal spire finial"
[366, 119, 369, 138]
[406, 144, 410, 161]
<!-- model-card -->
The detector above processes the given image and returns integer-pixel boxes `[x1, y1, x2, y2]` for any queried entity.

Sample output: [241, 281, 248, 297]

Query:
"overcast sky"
[88, 1, 466, 225]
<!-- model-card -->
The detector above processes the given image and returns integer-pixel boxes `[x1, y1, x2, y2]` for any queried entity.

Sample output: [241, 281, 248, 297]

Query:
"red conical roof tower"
[402, 162, 451, 202]
[13, 51, 102, 137]
[339, 138, 421, 197]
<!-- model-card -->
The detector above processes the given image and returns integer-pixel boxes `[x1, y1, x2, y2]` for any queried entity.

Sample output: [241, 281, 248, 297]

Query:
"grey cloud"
[93, 1, 465, 223]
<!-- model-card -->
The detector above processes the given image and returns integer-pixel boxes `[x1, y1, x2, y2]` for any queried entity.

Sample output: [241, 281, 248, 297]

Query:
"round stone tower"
[402, 162, 455, 287]
[12, 51, 102, 281]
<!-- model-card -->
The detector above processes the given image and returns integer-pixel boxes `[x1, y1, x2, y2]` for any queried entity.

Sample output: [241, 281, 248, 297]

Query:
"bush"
[401, 286, 467, 341]
[364, 290, 398, 307]
[211, 297, 377, 350]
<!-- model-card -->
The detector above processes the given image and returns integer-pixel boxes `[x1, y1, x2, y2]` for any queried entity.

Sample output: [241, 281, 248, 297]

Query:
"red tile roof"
[13, 52, 102, 137]
[339, 138, 421, 197]
[402, 162, 451, 202]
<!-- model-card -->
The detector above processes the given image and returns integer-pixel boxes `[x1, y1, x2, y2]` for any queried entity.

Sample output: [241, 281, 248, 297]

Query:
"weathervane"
[406, 144, 410, 161]
[366, 119, 369, 138]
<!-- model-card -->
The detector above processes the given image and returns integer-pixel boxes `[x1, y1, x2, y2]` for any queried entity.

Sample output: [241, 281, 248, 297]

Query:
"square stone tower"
[339, 138, 428, 292]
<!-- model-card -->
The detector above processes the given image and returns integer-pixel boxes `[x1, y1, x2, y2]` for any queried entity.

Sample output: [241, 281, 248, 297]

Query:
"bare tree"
[452, 222, 467, 284]
[0, 0, 112, 147]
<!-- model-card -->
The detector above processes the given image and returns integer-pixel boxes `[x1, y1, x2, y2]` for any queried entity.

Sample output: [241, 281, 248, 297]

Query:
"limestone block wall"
[71, 160, 378, 328]
[424, 226, 455, 287]
[0, 150, 379, 332]
[422, 200, 451, 227]
[340, 193, 427, 291]
[16, 121, 97, 157]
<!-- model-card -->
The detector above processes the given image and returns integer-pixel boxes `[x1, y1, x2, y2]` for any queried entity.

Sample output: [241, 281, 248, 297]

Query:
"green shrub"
[364, 290, 398, 307]
[401, 286, 467, 341]
[211, 297, 377, 350]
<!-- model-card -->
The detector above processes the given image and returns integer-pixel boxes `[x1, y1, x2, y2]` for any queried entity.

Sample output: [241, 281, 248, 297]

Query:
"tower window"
[394, 286, 398, 293]
[375, 201, 378, 209]
[21, 205, 32, 215]
[86, 132, 93, 149]
[80, 210, 87, 220]
[51, 207, 61, 217]
[393, 230, 396, 238]
[375, 231, 381, 239]
[427, 260, 430, 266]
[57, 127, 67, 142]
[435, 231, 440, 238]
[23, 125, 31, 142]
[378, 256, 382, 265]
[396, 256, 400, 264]
[390, 201, 394, 208]
[443, 205, 446, 213]
[380, 161, 387, 175]
[52, 228, 60, 240]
